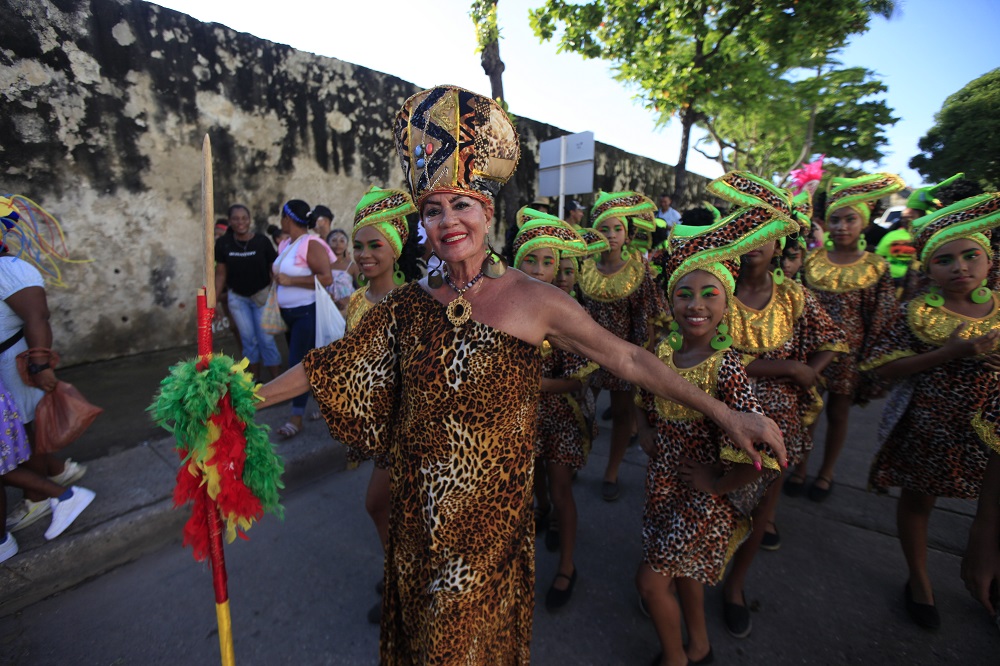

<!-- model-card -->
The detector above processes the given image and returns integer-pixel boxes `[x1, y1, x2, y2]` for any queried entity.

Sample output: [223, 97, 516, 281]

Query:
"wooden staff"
[200, 134, 235, 666]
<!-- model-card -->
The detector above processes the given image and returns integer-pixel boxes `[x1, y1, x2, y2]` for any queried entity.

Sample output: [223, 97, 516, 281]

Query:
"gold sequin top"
[730, 279, 805, 354]
[346, 287, 376, 332]
[907, 292, 1000, 350]
[578, 254, 647, 302]
[804, 248, 889, 293]
[651, 343, 723, 422]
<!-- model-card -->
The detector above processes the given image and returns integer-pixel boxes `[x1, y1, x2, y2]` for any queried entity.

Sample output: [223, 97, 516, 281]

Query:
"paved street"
[1, 381, 997, 665]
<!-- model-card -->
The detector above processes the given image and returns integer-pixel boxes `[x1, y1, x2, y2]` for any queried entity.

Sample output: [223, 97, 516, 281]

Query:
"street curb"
[0, 435, 347, 617]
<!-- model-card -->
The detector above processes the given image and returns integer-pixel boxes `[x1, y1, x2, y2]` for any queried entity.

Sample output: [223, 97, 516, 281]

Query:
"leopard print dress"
[862, 296, 1000, 498]
[341, 286, 388, 469]
[303, 283, 541, 665]
[803, 248, 898, 404]
[636, 346, 779, 585]
[579, 254, 667, 392]
[535, 341, 599, 470]
[731, 279, 849, 467]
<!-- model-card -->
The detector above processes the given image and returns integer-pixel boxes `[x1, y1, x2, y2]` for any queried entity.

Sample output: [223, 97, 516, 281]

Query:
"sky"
[150, 0, 999, 188]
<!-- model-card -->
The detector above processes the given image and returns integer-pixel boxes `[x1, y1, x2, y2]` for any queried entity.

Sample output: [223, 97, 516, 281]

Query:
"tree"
[910, 68, 1000, 191]
[694, 64, 898, 181]
[530, 0, 894, 201]
[470, 0, 520, 228]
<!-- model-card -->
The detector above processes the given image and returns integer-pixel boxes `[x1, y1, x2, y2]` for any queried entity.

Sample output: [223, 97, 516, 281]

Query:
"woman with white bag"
[272, 199, 333, 440]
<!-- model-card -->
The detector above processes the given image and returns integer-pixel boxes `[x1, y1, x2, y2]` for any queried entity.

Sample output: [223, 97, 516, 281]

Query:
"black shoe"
[545, 568, 577, 611]
[760, 524, 781, 551]
[783, 474, 807, 498]
[807, 476, 834, 503]
[723, 594, 752, 638]
[601, 406, 612, 421]
[545, 525, 560, 552]
[534, 506, 551, 535]
[601, 480, 620, 502]
[367, 599, 382, 625]
[904, 583, 940, 630]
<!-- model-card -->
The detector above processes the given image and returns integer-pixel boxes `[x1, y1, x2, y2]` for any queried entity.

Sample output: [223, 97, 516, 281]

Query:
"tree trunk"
[480, 32, 518, 228]
[674, 107, 696, 207]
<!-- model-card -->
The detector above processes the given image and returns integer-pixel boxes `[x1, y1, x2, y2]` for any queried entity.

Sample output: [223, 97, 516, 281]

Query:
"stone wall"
[1, 0, 707, 365]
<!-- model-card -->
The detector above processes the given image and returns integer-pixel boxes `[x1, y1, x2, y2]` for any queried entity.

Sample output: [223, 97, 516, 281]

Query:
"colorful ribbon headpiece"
[394, 85, 519, 207]
[789, 156, 824, 195]
[910, 192, 1000, 263]
[655, 171, 800, 300]
[512, 207, 587, 267]
[905, 173, 965, 213]
[351, 186, 416, 258]
[590, 191, 657, 231]
[825, 173, 904, 225]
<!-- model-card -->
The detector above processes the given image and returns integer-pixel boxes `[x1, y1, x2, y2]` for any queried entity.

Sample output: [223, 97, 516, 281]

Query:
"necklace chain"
[444, 270, 484, 295]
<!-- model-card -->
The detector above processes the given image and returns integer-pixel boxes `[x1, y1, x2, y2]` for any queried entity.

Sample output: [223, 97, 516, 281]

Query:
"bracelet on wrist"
[27, 362, 51, 375]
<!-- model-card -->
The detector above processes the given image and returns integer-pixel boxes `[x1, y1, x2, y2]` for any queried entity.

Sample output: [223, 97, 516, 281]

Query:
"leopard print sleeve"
[859, 302, 916, 372]
[630, 258, 670, 347]
[715, 350, 780, 472]
[972, 390, 1000, 455]
[861, 264, 901, 358]
[554, 348, 599, 382]
[798, 288, 849, 358]
[302, 297, 400, 458]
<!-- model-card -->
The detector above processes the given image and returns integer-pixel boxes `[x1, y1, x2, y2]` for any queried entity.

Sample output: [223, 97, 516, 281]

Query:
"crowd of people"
[3, 82, 998, 665]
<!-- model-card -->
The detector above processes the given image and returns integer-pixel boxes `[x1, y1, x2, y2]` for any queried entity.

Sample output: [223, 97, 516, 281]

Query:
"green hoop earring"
[924, 284, 943, 307]
[711, 321, 733, 351]
[824, 238, 834, 251]
[971, 279, 992, 304]
[569, 290, 576, 298]
[857, 237, 867, 251]
[667, 320, 683, 351]
[357, 273, 369, 287]
[393, 262, 405, 286]
[772, 267, 785, 285]
[620, 244, 631, 260]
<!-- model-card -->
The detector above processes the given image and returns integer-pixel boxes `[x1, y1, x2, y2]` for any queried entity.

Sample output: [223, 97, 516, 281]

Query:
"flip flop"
[276, 422, 301, 441]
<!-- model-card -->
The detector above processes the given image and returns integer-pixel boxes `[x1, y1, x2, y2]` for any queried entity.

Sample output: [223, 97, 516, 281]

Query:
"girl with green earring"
[792, 173, 904, 503]
[578, 191, 668, 502]
[862, 192, 1000, 630]
[342, 185, 424, 625]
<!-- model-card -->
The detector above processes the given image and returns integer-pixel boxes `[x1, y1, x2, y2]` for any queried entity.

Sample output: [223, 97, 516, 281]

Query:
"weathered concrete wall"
[1, 0, 707, 365]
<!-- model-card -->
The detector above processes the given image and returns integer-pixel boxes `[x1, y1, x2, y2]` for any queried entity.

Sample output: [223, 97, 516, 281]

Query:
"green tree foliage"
[529, 0, 894, 198]
[910, 68, 1000, 190]
[696, 64, 898, 180]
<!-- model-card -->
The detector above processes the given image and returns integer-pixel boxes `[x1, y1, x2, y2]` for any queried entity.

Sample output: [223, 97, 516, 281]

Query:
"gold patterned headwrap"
[825, 173, 904, 225]
[655, 171, 800, 301]
[512, 207, 587, 267]
[394, 85, 519, 208]
[911, 192, 1000, 263]
[590, 191, 657, 231]
[351, 186, 417, 259]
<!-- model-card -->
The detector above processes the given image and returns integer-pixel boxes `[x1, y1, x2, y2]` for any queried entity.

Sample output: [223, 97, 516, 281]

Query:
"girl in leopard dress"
[791, 173, 904, 501]
[861, 192, 1000, 629]
[578, 191, 667, 501]
[342, 186, 423, 624]
[511, 208, 595, 611]
[637, 194, 795, 666]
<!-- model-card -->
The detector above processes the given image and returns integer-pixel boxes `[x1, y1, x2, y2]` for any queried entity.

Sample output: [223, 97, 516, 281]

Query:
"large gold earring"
[427, 251, 444, 289]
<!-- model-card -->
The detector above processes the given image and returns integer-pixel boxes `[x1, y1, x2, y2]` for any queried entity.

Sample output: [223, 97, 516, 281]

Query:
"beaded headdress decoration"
[825, 173, 904, 225]
[656, 171, 799, 300]
[911, 192, 1000, 264]
[393, 85, 519, 207]
[351, 186, 416, 259]
[511, 207, 587, 268]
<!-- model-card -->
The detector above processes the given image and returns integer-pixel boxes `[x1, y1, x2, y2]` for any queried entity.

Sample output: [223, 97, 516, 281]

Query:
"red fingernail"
[754, 461, 762, 471]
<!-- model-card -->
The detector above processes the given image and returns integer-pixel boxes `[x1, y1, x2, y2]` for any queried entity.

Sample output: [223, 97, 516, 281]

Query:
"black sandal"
[808, 475, 834, 503]
[783, 473, 807, 497]
[545, 568, 577, 611]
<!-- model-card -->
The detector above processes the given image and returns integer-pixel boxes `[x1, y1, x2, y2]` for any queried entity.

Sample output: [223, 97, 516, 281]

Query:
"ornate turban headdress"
[351, 186, 417, 259]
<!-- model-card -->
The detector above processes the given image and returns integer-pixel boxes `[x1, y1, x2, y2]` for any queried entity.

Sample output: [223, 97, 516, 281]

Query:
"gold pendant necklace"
[444, 270, 484, 326]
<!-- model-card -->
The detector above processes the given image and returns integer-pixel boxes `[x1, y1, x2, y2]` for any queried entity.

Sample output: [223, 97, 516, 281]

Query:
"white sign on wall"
[538, 131, 595, 216]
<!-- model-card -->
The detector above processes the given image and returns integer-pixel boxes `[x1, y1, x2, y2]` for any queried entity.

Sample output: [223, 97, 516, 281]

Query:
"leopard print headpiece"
[911, 192, 1000, 263]
[590, 191, 657, 232]
[352, 186, 416, 258]
[825, 173, 904, 225]
[512, 207, 587, 268]
[564, 227, 610, 259]
[394, 86, 519, 208]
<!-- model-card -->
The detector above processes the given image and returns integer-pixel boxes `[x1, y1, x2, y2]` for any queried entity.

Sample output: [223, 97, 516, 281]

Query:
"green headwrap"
[905, 173, 965, 213]
[352, 186, 417, 258]
[911, 192, 1000, 263]
[825, 173, 905, 225]
[512, 207, 587, 268]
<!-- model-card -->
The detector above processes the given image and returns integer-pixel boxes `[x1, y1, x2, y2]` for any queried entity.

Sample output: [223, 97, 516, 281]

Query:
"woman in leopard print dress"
[861, 192, 1000, 629]
[257, 86, 785, 665]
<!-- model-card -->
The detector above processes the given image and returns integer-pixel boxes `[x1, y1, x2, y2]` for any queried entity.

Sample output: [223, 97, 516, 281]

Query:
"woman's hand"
[275, 273, 293, 287]
[789, 361, 821, 389]
[679, 458, 721, 495]
[717, 410, 787, 469]
[33, 367, 58, 392]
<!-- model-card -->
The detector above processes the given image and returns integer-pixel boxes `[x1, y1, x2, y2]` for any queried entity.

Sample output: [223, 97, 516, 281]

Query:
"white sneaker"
[0, 533, 17, 564]
[7, 499, 52, 532]
[44, 487, 96, 541]
[49, 459, 87, 486]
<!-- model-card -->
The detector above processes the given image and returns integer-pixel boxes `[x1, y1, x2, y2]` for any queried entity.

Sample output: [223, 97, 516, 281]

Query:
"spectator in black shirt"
[214, 204, 282, 381]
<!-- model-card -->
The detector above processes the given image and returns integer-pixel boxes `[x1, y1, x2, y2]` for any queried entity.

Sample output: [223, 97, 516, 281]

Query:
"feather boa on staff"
[150, 355, 284, 560]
